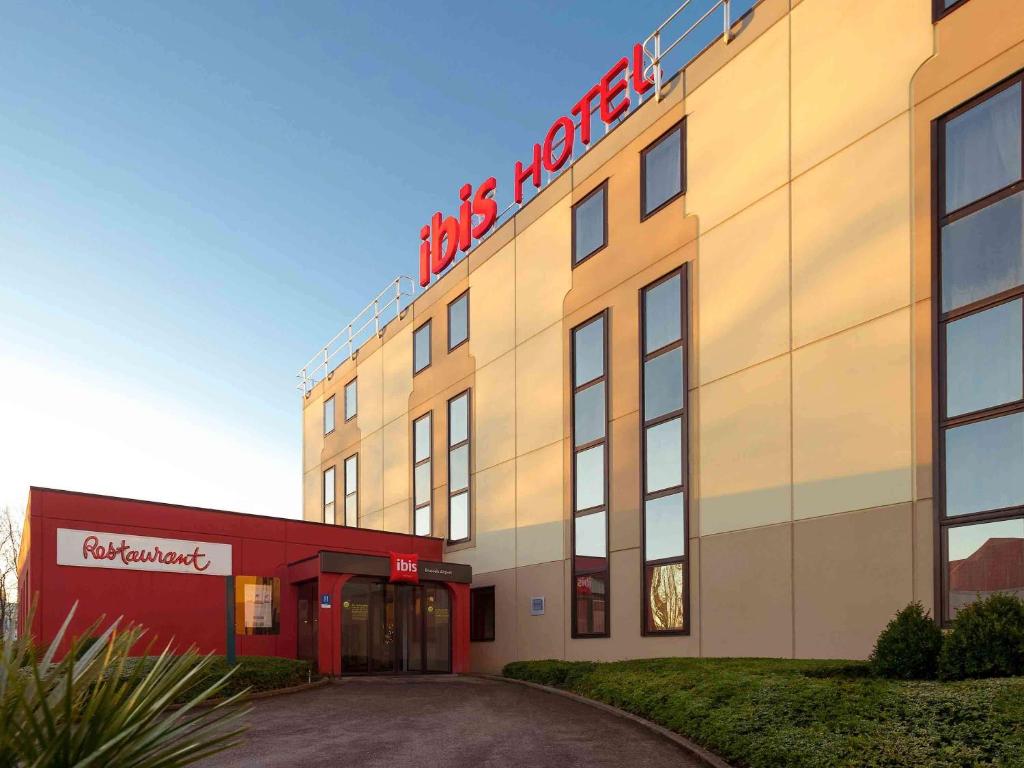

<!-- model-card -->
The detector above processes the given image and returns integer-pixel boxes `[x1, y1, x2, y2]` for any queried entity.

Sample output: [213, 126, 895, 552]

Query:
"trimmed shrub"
[503, 659, 595, 688]
[939, 593, 1024, 680]
[869, 602, 942, 679]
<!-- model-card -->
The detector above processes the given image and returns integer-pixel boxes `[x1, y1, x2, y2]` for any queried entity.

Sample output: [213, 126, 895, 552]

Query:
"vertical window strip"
[345, 379, 358, 421]
[344, 453, 358, 527]
[571, 311, 610, 638]
[413, 412, 433, 536]
[640, 266, 689, 635]
[323, 466, 336, 525]
[448, 390, 471, 543]
[936, 74, 1024, 624]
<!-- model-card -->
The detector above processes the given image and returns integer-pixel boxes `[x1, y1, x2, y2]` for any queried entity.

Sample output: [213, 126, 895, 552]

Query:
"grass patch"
[503, 658, 1024, 767]
[174, 655, 315, 704]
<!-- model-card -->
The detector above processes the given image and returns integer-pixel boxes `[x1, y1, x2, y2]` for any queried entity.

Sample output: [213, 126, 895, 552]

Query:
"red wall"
[20, 488, 446, 670]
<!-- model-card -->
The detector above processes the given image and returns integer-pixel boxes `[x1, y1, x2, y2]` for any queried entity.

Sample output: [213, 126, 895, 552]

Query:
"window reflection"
[644, 275, 681, 353]
[575, 445, 605, 511]
[945, 83, 1021, 213]
[574, 382, 606, 446]
[644, 348, 684, 419]
[643, 125, 683, 216]
[947, 518, 1024, 617]
[575, 572, 607, 635]
[574, 186, 606, 264]
[945, 413, 1024, 517]
[645, 419, 683, 492]
[646, 563, 685, 632]
[645, 493, 686, 561]
[574, 318, 604, 386]
[941, 191, 1024, 312]
[945, 299, 1023, 416]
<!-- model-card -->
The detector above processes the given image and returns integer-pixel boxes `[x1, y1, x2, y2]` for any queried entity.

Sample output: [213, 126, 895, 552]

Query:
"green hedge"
[174, 655, 314, 704]
[503, 658, 1024, 768]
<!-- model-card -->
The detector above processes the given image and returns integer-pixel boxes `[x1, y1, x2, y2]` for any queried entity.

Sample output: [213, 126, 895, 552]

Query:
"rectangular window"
[934, 0, 972, 22]
[413, 412, 433, 536]
[448, 391, 471, 543]
[572, 181, 607, 266]
[470, 586, 495, 642]
[641, 120, 685, 220]
[937, 74, 1024, 622]
[414, 321, 432, 374]
[323, 396, 335, 435]
[323, 466, 336, 525]
[448, 291, 469, 351]
[344, 378, 358, 421]
[641, 267, 689, 634]
[571, 312, 609, 637]
[344, 453, 358, 527]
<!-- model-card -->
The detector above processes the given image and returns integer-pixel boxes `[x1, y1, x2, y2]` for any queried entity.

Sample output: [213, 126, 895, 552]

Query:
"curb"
[478, 675, 735, 768]
[170, 677, 330, 710]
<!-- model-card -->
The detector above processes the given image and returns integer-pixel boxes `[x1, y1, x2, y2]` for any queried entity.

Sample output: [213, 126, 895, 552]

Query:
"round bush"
[939, 593, 1024, 681]
[869, 602, 942, 679]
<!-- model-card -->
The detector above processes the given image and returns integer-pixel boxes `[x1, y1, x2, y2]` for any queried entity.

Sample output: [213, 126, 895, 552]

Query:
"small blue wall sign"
[320, 593, 331, 608]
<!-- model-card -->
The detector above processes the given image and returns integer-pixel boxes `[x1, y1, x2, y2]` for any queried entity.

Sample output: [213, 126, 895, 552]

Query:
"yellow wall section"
[468, 242, 516, 368]
[355, 347, 383, 434]
[792, 308, 912, 519]
[514, 197, 572, 345]
[698, 186, 790, 384]
[515, 440, 565, 568]
[700, 354, 792, 536]
[790, 0, 932, 177]
[791, 114, 913, 347]
[686, 18, 789, 233]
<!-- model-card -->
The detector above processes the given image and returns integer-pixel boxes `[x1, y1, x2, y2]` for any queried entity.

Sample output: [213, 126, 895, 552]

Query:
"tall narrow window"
[571, 312, 609, 637]
[448, 291, 469, 351]
[413, 412, 433, 536]
[323, 466, 336, 525]
[414, 321, 432, 374]
[323, 396, 335, 435]
[572, 181, 608, 266]
[641, 267, 688, 634]
[344, 453, 358, 527]
[641, 120, 685, 219]
[448, 390, 471, 543]
[470, 586, 495, 642]
[937, 76, 1024, 622]
[344, 379, 358, 421]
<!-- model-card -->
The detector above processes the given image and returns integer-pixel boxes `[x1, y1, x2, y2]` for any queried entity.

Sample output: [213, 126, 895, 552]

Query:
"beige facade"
[302, 0, 1024, 670]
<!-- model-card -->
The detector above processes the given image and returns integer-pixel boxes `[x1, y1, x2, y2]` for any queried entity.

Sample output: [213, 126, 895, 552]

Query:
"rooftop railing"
[298, 0, 740, 395]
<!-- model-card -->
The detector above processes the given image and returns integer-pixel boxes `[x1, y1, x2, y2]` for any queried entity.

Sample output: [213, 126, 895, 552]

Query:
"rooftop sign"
[418, 44, 653, 287]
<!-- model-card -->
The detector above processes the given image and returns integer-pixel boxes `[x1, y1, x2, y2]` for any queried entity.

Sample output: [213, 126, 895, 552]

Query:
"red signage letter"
[632, 43, 654, 95]
[471, 176, 498, 238]
[599, 57, 630, 124]
[542, 116, 574, 173]
[513, 143, 542, 204]
[431, 211, 459, 275]
[572, 85, 601, 146]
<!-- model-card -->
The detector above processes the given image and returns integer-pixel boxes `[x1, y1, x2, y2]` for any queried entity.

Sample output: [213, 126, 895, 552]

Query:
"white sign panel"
[56, 528, 232, 577]
[530, 596, 545, 616]
[244, 583, 273, 628]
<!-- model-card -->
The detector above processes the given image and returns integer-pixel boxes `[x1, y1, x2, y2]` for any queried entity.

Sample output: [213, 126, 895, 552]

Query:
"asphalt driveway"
[195, 676, 703, 768]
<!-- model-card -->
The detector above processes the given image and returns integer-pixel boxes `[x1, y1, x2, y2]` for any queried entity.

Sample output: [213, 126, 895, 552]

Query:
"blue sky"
[0, 0, 752, 518]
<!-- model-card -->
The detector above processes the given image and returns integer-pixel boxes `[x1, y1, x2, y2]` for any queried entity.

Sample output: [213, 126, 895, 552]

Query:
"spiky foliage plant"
[0, 604, 249, 767]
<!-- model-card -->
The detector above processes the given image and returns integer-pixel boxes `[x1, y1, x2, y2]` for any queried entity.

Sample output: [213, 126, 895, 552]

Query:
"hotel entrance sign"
[418, 43, 654, 287]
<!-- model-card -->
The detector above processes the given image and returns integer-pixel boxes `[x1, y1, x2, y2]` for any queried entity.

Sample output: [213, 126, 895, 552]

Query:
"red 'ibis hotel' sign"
[389, 552, 419, 584]
[419, 43, 653, 287]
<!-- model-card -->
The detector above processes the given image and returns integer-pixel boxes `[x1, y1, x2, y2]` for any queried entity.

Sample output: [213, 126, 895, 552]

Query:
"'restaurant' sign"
[418, 43, 653, 287]
[389, 552, 419, 584]
[56, 528, 232, 577]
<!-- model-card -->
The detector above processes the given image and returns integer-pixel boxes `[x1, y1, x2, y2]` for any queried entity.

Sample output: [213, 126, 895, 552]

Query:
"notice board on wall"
[234, 576, 280, 635]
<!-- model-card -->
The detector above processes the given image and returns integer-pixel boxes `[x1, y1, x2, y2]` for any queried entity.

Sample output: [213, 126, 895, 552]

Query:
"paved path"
[195, 676, 703, 768]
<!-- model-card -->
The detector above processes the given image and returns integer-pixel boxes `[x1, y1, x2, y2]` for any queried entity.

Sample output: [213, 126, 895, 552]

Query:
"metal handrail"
[644, 0, 732, 100]
[296, 1, 736, 395]
[296, 275, 416, 394]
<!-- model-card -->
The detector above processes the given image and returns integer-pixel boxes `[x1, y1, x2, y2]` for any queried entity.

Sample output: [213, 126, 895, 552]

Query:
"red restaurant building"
[17, 487, 471, 675]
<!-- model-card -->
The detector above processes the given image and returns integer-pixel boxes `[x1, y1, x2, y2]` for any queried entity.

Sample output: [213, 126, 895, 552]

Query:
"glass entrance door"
[341, 578, 450, 674]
